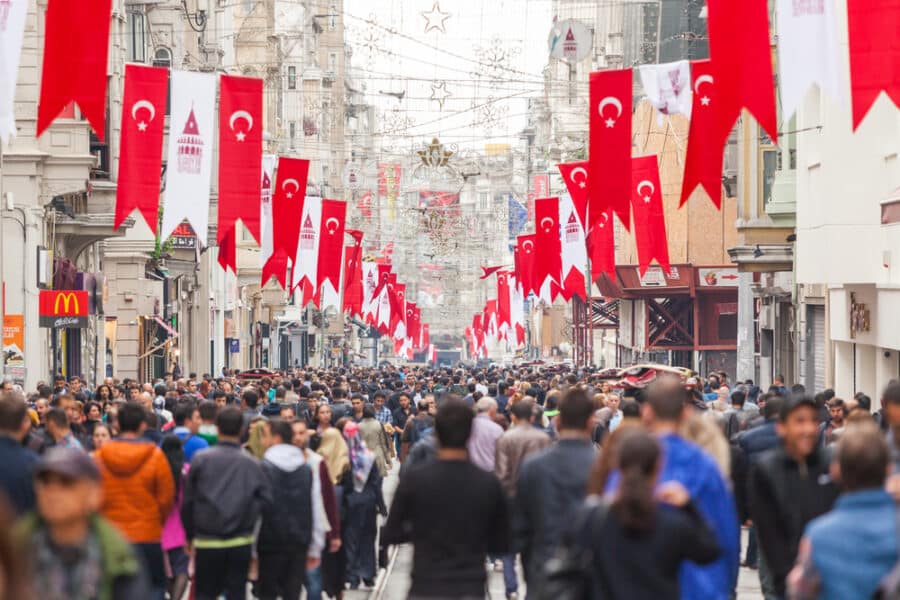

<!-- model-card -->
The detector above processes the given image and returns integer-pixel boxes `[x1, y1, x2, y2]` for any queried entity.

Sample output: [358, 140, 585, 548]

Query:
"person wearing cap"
[15, 447, 151, 599]
[748, 394, 839, 599]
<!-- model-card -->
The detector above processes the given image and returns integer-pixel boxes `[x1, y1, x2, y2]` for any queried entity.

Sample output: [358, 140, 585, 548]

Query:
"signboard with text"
[39, 290, 89, 328]
[2, 315, 24, 365]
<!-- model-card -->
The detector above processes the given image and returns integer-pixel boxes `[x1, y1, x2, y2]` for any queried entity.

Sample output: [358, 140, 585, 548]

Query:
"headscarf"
[342, 421, 375, 493]
[317, 426, 350, 485]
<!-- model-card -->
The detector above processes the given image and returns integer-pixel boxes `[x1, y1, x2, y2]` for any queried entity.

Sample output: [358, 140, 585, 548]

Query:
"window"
[287, 66, 296, 90]
[328, 53, 337, 75]
[329, 4, 337, 29]
[127, 11, 147, 63]
[478, 193, 490, 211]
[90, 79, 111, 180]
[289, 121, 296, 141]
[152, 48, 172, 115]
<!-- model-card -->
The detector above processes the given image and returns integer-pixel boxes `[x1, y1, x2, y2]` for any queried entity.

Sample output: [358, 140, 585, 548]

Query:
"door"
[808, 306, 826, 392]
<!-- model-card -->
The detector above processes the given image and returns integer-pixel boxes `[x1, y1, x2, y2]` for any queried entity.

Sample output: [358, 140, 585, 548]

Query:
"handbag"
[533, 499, 609, 600]
[875, 509, 900, 599]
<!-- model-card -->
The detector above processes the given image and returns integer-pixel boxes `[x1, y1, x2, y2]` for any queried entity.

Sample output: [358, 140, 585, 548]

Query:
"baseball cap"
[779, 394, 818, 422]
[35, 447, 101, 481]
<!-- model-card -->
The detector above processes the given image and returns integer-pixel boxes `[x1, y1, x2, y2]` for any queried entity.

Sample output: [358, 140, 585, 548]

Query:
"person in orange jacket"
[95, 402, 175, 599]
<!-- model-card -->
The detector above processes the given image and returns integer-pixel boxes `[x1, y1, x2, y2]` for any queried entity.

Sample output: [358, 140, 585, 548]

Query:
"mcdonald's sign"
[39, 290, 89, 328]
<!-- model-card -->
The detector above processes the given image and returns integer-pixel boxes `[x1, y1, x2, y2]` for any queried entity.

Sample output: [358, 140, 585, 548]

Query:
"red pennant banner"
[262, 158, 309, 289]
[407, 303, 421, 346]
[484, 300, 498, 340]
[218, 74, 264, 272]
[680, 59, 723, 209]
[590, 207, 616, 282]
[516, 234, 537, 298]
[557, 161, 589, 226]
[847, 0, 900, 130]
[422, 323, 430, 349]
[707, 0, 778, 145]
[497, 271, 511, 334]
[115, 65, 168, 232]
[590, 69, 633, 230]
[343, 229, 364, 317]
[316, 199, 347, 299]
[473, 314, 485, 357]
[480, 265, 505, 280]
[37, 0, 113, 139]
[631, 156, 670, 276]
[534, 197, 562, 302]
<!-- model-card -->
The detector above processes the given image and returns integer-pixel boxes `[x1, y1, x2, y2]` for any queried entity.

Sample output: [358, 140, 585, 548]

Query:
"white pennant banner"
[559, 194, 587, 283]
[637, 60, 692, 123]
[258, 154, 277, 268]
[161, 71, 216, 244]
[776, 0, 844, 119]
[361, 261, 378, 322]
[293, 196, 321, 293]
[0, 0, 28, 144]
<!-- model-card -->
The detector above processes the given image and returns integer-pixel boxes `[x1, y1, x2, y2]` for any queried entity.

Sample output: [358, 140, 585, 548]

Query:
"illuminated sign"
[39, 290, 89, 328]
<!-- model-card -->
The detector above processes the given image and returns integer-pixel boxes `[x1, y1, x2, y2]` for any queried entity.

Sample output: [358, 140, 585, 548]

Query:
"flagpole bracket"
[181, 0, 207, 33]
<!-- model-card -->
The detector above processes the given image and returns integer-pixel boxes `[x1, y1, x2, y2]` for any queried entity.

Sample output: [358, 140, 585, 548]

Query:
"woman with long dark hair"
[584, 430, 721, 600]
[160, 434, 190, 600]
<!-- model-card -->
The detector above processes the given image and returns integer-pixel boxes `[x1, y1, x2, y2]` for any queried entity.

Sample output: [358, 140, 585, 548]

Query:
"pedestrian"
[91, 422, 112, 451]
[340, 420, 387, 589]
[45, 406, 84, 450]
[383, 398, 509, 599]
[494, 399, 550, 600]
[0, 391, 38, 515]
[358, 403, 393, 477]
[181, 405, 272, 600]
[159, 435, 190, 600]
[468, 396, 504, 472]
[788, 421, 899, 599]
[748, 394, 839, 600]
[94, 402, 175, 600]
[818, 397, 847, 447]
[572, 429, 721, 600]
[514, 387, 597, 594]
[257, 418, 327, 600]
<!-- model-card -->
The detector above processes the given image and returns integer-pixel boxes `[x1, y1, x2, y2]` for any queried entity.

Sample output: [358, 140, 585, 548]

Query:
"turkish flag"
[218, 75, 264, 273]
[407, 303, 421, 346]
[422, 322, 430, 349]
[389, 281, 407, 337]
[680, 60, 724, 209]
[262, 158, 309, 289]
[516, 234, 537, 298]
[480, 265, 505, 280]
[115, 64, 168, 233]
[590, 207, 616, 282]
[37, 0, 113, 139]
[590, 69, 633, 230]
[847, 0, 900, 130]
[342, 230, 364, 317]
[484, 300, 499, 343]
[357, 190, 373, 218]
[707, 0, 778, 145]
[473, 314, 485, 358]
[534, 197, 562, 303]
[631, 156, 670, 276]
[557, 161, 589, 226]
[314, 200, 346, 310]
[497, 271, 511, 335]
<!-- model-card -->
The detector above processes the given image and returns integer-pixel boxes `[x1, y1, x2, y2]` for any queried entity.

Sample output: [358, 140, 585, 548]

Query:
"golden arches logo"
[54, 292, 80, 314]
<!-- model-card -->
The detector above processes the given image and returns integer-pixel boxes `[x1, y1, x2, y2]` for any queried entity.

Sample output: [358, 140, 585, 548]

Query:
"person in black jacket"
[181, 406, 272, 600]
[257, 418, 324, 600]
[582, 430, 721, 600]
[748, 394, 839, 599]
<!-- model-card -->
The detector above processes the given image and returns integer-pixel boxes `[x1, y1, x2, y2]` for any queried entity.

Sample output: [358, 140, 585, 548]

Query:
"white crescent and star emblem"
[540, 217, 555, 232]
[570, 167, 588, 189]
[523, 240, 534, 253]
[229, 110, 254, 142]
[694, 75, 713, 107]
[637, 180, 655, 204]
[282, 178, 300, 198]
[131, 100, 155, 132]
[598, 212, 610, 228]
[325, 217, 340, 234]
[598, 96, 623, 128]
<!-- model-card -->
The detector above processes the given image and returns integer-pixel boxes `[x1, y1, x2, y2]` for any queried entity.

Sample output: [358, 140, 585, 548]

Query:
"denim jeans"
[305, 564, 323, 600]
[502, 553, 518, 595]
[745, 526, 758, 566]
[757, 548, 783, 600]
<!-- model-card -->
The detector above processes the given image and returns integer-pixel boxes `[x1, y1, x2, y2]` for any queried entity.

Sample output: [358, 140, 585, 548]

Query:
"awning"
[153, 315, 178, 338]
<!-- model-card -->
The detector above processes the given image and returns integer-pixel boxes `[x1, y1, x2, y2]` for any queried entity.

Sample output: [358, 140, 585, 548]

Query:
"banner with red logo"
[217, 74, 263, 273]
[590, 68, 633, 230]
[377, 163, 402, 197]
[258, 155, 277, 269]
[315, 200, 347, 311]
[631, 156, 670, 276]
[680, 60, 723, 209]
[37, 0, 113, 139]
[262, 158, 309, 289]
[357, 190, 373, 219]
[115, 64, 168, 233]
[294, 197, 322, 305]
[534, 197, 562, 303]
[706, 0, 778, 146]
[847, 0, 900, 130]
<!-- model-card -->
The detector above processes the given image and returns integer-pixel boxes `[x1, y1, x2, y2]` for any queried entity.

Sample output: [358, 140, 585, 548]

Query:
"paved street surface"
[346, 464, 764, 600]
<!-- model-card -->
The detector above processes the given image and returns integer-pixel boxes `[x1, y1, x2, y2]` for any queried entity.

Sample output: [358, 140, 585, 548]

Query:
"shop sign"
[39, 290, 89, 328]
[3, 315, 24, 365]
[698, 267, 740, 287]
[850, 292, 870, 338]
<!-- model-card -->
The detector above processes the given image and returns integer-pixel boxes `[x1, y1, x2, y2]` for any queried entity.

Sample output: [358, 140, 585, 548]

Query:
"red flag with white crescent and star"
[407, 302, 421, 347]
[115, 64, 168, 233]
[37, 0, 113, 139]
[534, 197, 562, 303]
[680, 59, 723, 209]
[847, 0, 900, 130]
[589, 69, 633, 231]
[707, 0, 778, 147]
[261, 158, 309, 289]
[557, 161, 589, 226]
[218, 74, 264, 273]
[515, 234, 537, 298]
[342, 229, 364, 317]
[480, 265, 505, 280]
[497, 271, 512, 339]
[314, 200, 347, 311]
[631, 156, 670, 276]
[590, 206, 616, 282]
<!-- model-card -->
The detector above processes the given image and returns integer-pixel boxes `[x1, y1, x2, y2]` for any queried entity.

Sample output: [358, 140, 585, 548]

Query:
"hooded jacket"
[95, 439, 175, 543]
[258, 444, 328, 558]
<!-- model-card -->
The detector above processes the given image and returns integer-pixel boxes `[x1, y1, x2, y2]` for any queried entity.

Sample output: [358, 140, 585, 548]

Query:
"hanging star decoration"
[430, 81, 451, 109]
[421, 2, 450, 34]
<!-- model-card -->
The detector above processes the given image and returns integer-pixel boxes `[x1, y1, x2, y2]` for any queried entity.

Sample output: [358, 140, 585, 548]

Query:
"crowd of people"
[0, 364, 899, 599]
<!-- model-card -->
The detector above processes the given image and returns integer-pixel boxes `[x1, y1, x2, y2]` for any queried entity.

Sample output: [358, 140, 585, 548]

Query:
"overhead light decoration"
[430, 81, 452, 109]
[421, 2, 451, 34]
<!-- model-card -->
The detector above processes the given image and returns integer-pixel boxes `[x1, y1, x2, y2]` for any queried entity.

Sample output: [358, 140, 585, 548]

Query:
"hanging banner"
[294, 196, 322, 305]
[590, 207, 616, 282]
[589, 68, 633, 230]
[776, 0, 844, 120]
[37, 0, 113, 139]
[847, 0, 900, 130]
[343, 229, 364, 317]
[559, 194, 587, 301]
[0, 0, 28, 144]
[258, 155, 277, 269]
[637, 60, 692, 121]
[2, 314, 24, 366]
[160, 71, 216, 244]
[680, 59, 723, 209]
[631, 156, 670, 276]
[516, 234, 537, 298]
[315, 199, 347, 312]
[557, 161, 589, 226]
[262, 157, 309, 289]
[361, 261, 379, 324]
[706, 0, 778, 145]
[497, 271, 512, 336]
[115, 64, 169, 232]
[217, 74, 264, 273]
[534, 197, 562, 303]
